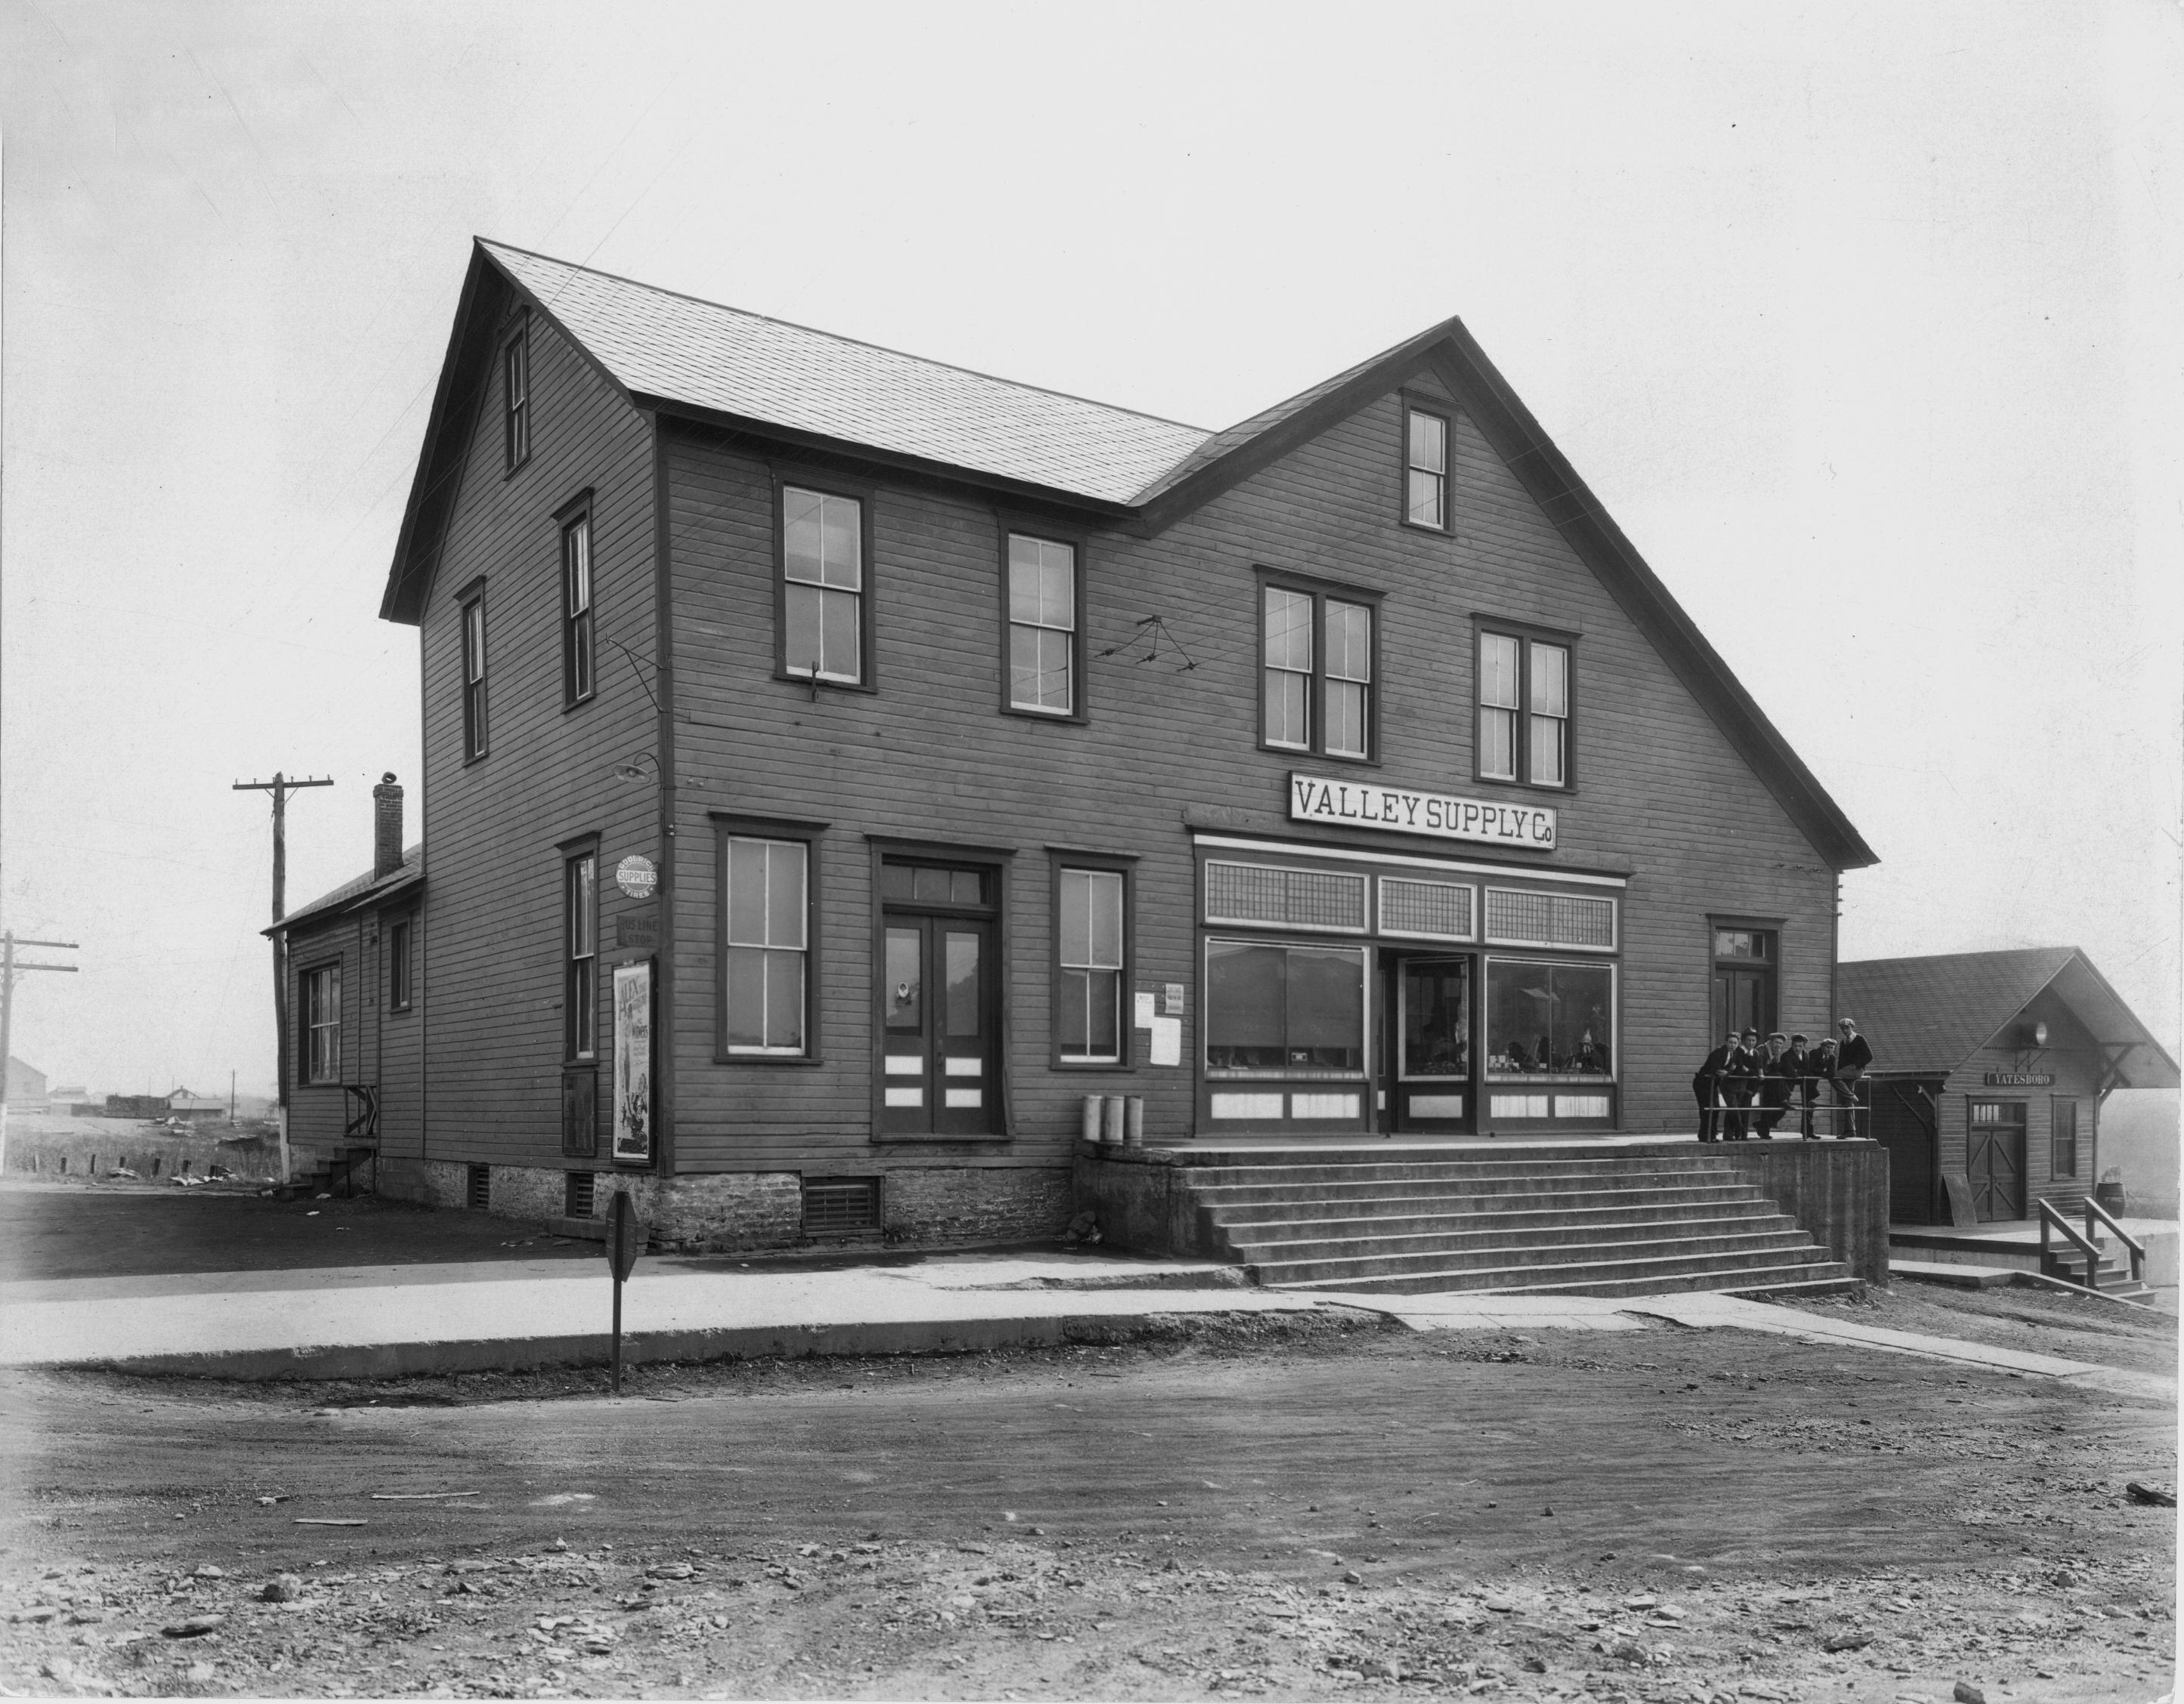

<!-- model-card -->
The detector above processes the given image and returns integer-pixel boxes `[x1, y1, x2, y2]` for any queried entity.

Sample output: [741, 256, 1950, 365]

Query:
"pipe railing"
[1700, 1081, 1867, 1142]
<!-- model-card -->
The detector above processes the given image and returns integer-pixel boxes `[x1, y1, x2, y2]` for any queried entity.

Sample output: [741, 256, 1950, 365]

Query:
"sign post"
[604, 1190, 644, 1395]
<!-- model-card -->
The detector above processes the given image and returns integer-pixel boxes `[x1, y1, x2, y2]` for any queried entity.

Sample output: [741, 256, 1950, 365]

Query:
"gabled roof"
[380, 240, 1878, 869]
[1840, 947, 2180, 1088]
[269, 847, 423, 937]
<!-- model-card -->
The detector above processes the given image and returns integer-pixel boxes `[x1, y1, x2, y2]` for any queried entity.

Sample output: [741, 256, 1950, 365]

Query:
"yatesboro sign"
[1288, 773, 1558, 850]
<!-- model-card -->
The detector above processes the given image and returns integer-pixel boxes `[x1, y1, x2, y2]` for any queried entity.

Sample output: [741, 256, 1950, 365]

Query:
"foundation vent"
[802, 1175, 882, 1237]
[565, 1171, 596, 1219]
[467, 1164, 491, 1211]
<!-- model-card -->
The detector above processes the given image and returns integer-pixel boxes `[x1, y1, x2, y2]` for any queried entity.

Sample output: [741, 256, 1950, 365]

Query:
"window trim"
[502, 315, 531, 476]
[1399, 394, 1453, 535]
[771, 469, 879, 693]
[1047, 850, 1135, 1071]
[564, 841, 600, 1063]
[459, 587, 490, 764]
[1480, 954, 1618, 1085]
[1471, 615, 1578, 792]
[299, 959, 342, 1086]
[558, 489, 596, 712]
[710, 813, 828, 1067]
[1255, 568, 1384, 766]
[387, 914, 413, 1013]
[998, 520, 1091, 725]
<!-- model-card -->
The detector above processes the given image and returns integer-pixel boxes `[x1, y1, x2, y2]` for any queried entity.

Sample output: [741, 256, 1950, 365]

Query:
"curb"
[28, 1304, 1333, 1382]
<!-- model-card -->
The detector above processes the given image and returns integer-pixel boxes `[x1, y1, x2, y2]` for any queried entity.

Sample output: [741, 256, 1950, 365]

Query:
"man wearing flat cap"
[1782, 1032, 1821, 1139]
[1832, 1017, 1874, 1139]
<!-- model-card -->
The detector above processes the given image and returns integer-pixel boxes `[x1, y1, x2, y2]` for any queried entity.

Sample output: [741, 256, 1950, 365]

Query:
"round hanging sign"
[614, 854, 658, 900]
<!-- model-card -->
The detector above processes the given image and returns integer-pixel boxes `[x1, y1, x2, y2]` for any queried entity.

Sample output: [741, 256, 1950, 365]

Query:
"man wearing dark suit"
[1720, 1028, 1762, 1140]
[1692, 1033, 1735, 1141]
[1753, 1033, 1794, 1138]
[1833, 1017, 1874, 1139]
[1783, 1033, 1820, 1138]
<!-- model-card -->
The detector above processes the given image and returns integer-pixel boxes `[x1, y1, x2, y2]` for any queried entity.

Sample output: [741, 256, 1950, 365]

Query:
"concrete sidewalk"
[2, 1247, 2175, 1400]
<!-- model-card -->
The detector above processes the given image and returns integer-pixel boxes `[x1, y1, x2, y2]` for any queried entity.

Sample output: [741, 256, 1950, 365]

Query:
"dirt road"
[0, 1291, 2173, 1701]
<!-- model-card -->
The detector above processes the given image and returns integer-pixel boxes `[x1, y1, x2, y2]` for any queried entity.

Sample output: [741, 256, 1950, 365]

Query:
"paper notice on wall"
[1134, 991, 1157, 1030]
[1149, 1016, 1182, 1067]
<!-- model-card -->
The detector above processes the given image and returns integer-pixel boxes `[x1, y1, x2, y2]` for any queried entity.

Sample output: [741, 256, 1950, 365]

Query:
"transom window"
[1263, 585, 1374, 760]
[561, 508, 594, 706]
[724, 837, 810, 1054]
[1478, 628, 1571, 788]
[1008, 534, 1078, 715]
[1405, 405, 1449, 529]
[1713, 928, 1770, 961]
[781, 486, 864, 684]
[1057, 868, 1124, 1063]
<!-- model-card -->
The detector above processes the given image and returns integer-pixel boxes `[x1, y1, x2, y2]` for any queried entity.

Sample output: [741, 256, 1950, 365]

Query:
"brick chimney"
[372, 773, 404, 880]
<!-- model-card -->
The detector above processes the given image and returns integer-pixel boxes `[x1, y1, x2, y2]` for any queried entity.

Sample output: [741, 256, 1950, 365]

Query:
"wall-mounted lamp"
[611, 752, 660, 783]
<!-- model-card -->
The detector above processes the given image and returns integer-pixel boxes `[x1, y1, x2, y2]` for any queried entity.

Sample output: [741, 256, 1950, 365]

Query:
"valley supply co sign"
[1289, 774, 1556, 850]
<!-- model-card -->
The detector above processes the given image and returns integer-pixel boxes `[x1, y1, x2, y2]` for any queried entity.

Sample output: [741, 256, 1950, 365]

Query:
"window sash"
[1406, 409, 1447, 527]
[389, 921, 411, 1009]
[783, 488, 863, 684]
[567, 854, 597, 1058]
[461, 599, 488, 758]
[504, 334, 529, 468]
[563, 516, 594, 703]
[304, 968, 341, 1083]
[1009, 535, 1077, 713]
[1482, 957, 1614, 1082]
[1265, 587, 1372, 758]
[725, 838, 809, 1054]
[1480, 631, 1571, 788]
[1204, 938, 1367, 1077]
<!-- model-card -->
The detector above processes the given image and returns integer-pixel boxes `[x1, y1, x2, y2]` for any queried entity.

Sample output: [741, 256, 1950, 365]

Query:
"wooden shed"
[1840, 948, 2179, 1225]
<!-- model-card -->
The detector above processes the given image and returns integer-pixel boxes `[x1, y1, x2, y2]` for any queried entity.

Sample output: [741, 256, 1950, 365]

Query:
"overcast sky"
[2, 0, 2178, 1097]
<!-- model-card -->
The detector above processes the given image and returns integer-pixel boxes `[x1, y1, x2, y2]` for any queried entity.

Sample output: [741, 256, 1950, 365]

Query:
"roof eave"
[266, 867, 425, 938]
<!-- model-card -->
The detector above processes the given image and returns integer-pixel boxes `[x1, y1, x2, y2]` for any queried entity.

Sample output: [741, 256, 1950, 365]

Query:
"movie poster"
[611, 958, 654, 1164]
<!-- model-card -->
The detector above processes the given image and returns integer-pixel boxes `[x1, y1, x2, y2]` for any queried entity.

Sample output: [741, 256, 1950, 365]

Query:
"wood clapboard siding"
[660, 371, 1836, 1174]
[417, 307, 660, 1170]
[1932, 986, 2108, 1212]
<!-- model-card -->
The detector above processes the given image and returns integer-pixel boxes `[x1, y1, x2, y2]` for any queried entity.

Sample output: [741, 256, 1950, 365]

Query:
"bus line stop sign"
[606, 1190, 644, 1282]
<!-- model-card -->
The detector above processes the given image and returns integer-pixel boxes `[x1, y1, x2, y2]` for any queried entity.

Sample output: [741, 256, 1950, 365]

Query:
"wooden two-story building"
[318, 239, 1877, 1248]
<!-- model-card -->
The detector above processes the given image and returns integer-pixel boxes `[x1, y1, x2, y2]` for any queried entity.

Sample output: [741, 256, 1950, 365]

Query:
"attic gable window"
[1404, 404, 1449, 529]
[503, 320, 531, 473]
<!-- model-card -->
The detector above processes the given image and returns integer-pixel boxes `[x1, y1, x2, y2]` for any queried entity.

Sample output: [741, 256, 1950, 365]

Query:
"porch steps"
[1178, 1151, 1855, 1298]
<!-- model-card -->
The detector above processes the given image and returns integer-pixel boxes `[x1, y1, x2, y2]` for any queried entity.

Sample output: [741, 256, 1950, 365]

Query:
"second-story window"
[1405, 404, 1448, 529]
[566, 850, 597, 1059]
[1007, 533, 1078, 716]
[503, 321, 530, 472]
[561, 507, 595, 707]
[781, 485, 864, 685]
[1478, 628, 1572, 789]
[461, 594, 489, 761]
[388, 918, 412, 1011]
[1262, 583, 1376, 761]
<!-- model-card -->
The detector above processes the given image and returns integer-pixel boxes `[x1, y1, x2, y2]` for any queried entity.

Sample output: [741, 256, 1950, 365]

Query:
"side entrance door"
[1387, 954, 1473, 1132]
[1967, 1099, 2028, 1221]
[879, 861, 997, 1137]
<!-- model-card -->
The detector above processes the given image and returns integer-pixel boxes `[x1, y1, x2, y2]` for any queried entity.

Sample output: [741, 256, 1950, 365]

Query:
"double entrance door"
[879, 860, 998, 1137]
[1385, 953, 1473, 1133]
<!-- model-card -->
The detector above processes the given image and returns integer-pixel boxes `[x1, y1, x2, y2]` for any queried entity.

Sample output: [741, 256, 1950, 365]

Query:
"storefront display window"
[1205, 940, 1366, 1076]
[1484, 958, 1613, 1079]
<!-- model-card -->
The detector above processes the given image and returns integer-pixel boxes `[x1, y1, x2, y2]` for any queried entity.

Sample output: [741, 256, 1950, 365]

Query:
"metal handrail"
[1703, 1077, 1867, 1141]
[2038, 1198, 2103, 1288]
[2083, 1194, 2145, 1284]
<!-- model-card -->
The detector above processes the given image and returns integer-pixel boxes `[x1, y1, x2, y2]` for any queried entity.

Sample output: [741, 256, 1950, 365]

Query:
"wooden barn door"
[1967, 1100, 2028, 1221]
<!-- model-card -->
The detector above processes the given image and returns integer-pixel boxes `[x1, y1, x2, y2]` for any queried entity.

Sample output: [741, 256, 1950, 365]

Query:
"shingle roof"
[484, 242, 1212, 506]
[1840, 947, 2179, 1086]
[270, 847, 423, 937]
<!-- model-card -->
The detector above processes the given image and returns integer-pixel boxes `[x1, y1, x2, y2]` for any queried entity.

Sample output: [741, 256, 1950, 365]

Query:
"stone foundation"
[372, 1157, 1069, 1252]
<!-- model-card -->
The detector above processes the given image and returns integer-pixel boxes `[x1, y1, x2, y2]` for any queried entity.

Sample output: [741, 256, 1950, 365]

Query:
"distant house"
[166, 1088, 229, 1122]
[45, 1085, 97, 1116]
[1839, 947, 2179, 1226]
[4, 1057, 46, 1108]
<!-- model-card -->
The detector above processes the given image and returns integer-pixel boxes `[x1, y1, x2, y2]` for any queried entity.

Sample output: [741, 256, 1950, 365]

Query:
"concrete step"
[1266, 1247, 1853, 1297]
[1247, 1227, 1820, 1288]
[1203, 1185, 1771, 1223]
[1225, 1213, 1802, 1267]
[1179, 1156, 1741, 1190]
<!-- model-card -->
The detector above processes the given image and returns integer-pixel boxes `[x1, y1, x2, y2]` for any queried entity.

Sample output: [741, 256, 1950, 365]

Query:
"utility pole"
[0, 931, 80, 1176]
[233, 773, 333, 1183]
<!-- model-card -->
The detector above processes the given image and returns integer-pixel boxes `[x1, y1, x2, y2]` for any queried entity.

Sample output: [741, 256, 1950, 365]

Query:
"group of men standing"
[1692, 1018, 1873, 1141]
